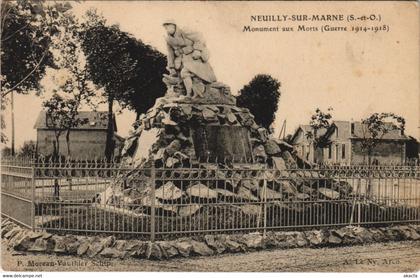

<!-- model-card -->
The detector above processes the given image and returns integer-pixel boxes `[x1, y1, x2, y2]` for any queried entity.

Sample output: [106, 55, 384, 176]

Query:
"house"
[34, 111, 123, 160]
[291, 121, 411, 165]
[289, 125, 328, 162]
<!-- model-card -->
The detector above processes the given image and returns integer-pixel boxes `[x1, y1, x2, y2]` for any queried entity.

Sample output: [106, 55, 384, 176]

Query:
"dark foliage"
[80, 20, 167, 117]
[236, 74, 281, 129]
[80, 14, 167, 160]
[0, 0, 70, 96]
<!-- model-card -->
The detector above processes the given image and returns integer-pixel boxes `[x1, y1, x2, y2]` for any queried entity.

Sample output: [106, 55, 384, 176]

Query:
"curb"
[2, 218, 420, 260]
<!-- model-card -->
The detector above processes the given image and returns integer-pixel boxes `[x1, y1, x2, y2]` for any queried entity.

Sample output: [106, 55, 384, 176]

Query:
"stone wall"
[3, 218, 419, 261]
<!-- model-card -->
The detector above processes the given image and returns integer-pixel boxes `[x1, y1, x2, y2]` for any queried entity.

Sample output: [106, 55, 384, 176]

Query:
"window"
[336, 128, 339, 137]
[328, 145, 332, 159]
[301, 145, 305, 156]
[351, 123, 355, 135]
[341, 144, 346, 159]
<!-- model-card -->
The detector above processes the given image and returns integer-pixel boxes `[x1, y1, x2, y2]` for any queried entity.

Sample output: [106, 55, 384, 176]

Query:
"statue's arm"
[184, 30, 210, 62]
[184, 30, 205, 50]
[166, 42, 175, 68]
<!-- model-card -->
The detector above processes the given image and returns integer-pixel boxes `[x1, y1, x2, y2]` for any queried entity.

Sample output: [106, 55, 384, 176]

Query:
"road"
[1, 240, 419, 272]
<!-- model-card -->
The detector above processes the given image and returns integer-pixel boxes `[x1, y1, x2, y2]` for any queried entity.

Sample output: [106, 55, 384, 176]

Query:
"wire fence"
[1, 156, 419, 240]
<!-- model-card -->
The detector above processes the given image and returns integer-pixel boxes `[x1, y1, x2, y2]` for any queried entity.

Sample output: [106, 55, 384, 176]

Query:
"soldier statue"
[162, 20, 217, 98]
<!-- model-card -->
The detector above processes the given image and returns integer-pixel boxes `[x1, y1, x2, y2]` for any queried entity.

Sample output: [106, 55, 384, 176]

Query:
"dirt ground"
[1, 240, 419, 272]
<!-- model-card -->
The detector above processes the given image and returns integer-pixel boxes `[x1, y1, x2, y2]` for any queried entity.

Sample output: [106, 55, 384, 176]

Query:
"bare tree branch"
[1, 49, 48, 98]
[1, 22, 30, 42]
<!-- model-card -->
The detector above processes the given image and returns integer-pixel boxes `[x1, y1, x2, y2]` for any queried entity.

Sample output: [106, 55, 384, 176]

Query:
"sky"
[2, 1, 419, 149]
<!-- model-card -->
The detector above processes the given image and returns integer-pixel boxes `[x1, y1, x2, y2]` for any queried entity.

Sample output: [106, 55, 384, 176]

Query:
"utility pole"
[11, 91, 15, 156]
[278, 119, 287, 139]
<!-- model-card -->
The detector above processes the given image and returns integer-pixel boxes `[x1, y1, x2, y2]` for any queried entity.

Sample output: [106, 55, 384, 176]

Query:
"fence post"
[349, 178, 361, 226]
[31, 161, 35, 231]
[150, 162, 156, 242]
[263, 177, 267, 238]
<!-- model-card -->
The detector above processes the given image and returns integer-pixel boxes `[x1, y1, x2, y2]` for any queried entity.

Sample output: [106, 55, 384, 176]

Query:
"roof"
[34, 111, 117, 131]
[328, 121, 409, 140]
[349, 121, 407, 140]
[292, 120, 409, 145]
[302, 125, 328, 138]
[291, 125, 328, 143]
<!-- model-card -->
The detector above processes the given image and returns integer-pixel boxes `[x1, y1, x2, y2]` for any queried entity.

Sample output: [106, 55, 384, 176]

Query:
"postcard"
[1, 0, 419, 275]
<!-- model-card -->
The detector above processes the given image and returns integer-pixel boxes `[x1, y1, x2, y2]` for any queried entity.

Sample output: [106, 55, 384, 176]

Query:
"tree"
[305, 107, 333, 162]
[306, 107, 334, 145]
[80, 10, 167, 160]
[1, 0, 72, 150]
[236, 74, 281, 129]
[360, 112, 405, 165]
[43, 95, 89, 159]
[41, 11, 95, 159]
[1, 0, 61, 97]
[17, 140, 36, 157]
[1, 146, 12, 157]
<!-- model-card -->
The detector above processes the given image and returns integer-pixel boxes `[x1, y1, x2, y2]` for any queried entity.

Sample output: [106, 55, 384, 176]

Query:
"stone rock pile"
[96, 88, 354, 219]
[3, 218, 420, 260]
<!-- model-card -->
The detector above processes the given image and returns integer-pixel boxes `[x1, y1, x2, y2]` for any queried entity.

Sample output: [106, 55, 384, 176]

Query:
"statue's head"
[163, 20, 177, 35]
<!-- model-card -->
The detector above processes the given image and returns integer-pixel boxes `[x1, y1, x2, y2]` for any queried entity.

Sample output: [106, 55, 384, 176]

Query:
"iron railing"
[1, 157, 419, 240]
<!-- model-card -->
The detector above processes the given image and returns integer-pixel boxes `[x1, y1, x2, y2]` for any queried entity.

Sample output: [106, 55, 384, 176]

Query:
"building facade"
[34, 111, 122, 160]
[291, 121, 410, 165]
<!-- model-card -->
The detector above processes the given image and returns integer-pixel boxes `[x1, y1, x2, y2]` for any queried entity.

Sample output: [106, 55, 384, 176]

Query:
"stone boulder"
[65, 236, 81, 254]
[240, 204, 261, 215]
[146, 242, 163, 260]
[1, 223, 15, 238]
[175, 240, 193, 257]
[305, 230, 326, 246]
[155, 181, 183, 200]
[11, 231, 32, 251]
[241, 179, 260, 191]
[124, 241, 147, 258]
[264, 140, 281, 155]
[318, 188, 340, 199]
[158, 241, 179, 258]
[261, 187, 283, 200]
[28, 237, 54, 253]
[4, 227, 20, 240]
[187, 183, 218, 199]
[100, 247, 126, 259]
[178, 204, 202, 217]
[87, 241, 105, 258]
[224, 237, 244, 253]
[237, 186, 259, 201]
[77, 238, 91, 256]
[52, 235, 67, 254]
[398, 225, 420, 240]
[295, 232, 309, 247]
[191, 240, 214, 256]
[327, 233, 342, 245]
[204, 234, 227, 254]
[240, 233, 264, 249]
[272, 157, 287, 170]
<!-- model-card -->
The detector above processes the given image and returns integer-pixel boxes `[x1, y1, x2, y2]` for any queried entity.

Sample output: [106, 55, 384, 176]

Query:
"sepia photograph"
[0, 0, 419, 276]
